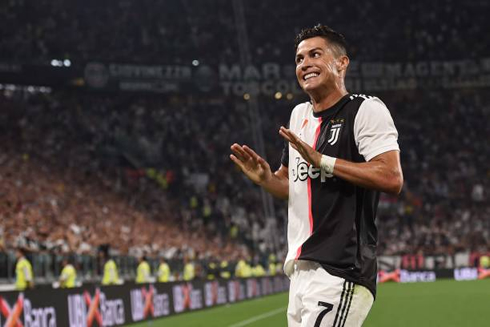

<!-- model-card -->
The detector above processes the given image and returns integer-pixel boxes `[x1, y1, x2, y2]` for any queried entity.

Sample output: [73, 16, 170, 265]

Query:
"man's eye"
[313, 52, 320, 58]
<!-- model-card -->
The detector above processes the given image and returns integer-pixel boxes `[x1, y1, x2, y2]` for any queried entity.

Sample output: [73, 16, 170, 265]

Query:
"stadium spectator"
[59, 257, 77, 288]
[101, 249, 120, 285]
[157, 257, 171, 282]
[136, 255, 151, 284]
[15, 248, 34, 290]
[182, 255, 196, 281]
[219, 260, 232, 279]
[251, 259, 266, 277]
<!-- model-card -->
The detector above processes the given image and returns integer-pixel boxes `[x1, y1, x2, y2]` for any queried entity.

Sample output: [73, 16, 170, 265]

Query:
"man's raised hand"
[230, 144, 272, 185]
[279, 126, 322, 167]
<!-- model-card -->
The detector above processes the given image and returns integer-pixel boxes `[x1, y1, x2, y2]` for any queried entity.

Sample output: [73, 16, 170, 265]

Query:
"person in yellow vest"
[252, 260, 266, 277]
[183, 256, 195, 281]
[219, 260, 231, 279]
[136, 255, 151, 284]
[268, 254, 277, 276]
[480, 254, 490, 268]
[101, 250, 120, 285]
[242, 259, 253, 278]
[59, 257, 77, 288]
[235, 258, 246, 278]
[157, 257, 171, 282]
[206, 260, 218, 280]
[15, 248, 34, 290]
[235, 257, 253, 278]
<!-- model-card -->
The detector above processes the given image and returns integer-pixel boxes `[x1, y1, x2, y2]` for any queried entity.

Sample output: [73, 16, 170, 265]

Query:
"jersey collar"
[312, 94, 351, 119]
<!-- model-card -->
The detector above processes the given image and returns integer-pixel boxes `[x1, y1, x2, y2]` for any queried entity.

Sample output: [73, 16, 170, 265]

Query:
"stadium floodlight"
[64, 59, 71, 67]
[192, 60, 199, 66]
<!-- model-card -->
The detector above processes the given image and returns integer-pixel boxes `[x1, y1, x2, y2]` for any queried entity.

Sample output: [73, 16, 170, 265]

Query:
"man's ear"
[337, 55, 350, 72]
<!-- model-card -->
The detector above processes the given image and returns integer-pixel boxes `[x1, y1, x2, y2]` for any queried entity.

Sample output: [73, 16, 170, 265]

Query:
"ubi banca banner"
[0, 276, 289, 327]
[378, 267, 490, 283]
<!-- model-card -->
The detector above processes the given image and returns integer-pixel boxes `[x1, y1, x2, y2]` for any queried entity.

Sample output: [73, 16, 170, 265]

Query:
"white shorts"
[287, 260, 374, 327]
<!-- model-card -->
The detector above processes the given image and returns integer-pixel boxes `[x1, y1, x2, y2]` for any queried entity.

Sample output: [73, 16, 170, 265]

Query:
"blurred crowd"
[1, 0, 488, 66]
[377, 89, 489, 262]
[0, 90, 287, 278]
[0, 0, 489, 283]
[1, 87, 488, 270]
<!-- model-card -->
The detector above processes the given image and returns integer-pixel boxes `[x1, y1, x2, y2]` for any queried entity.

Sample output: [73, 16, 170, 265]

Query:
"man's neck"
[309, 88, 348, 113]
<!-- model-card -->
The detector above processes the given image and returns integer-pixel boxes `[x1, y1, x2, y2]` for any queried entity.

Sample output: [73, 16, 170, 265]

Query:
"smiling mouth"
[303, 72, 319, 81]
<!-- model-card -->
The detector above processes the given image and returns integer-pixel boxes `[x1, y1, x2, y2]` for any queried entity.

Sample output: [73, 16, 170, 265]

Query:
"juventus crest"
[328, 123, 342, 145]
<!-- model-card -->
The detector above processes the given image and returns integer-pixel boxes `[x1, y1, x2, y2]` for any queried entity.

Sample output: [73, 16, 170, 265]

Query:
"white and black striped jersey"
[281, 93, 400, 297]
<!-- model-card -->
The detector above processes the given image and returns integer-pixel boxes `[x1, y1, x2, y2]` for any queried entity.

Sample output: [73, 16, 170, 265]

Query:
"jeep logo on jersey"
[292, 157, 333, 182]
[327, 123, 342, 145]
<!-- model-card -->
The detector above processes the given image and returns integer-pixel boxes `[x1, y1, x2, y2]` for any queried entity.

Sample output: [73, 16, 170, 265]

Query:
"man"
[235, 255, 252, 278]
[268, 253, 277, 276]
[219, 259, 232, 279]
[136, 255, 151, 284]
[15, 248, 34, 290]
[100, 249, 120, 285]
[251, 258, 266, 277]
[157, 257, 171, 282]
[182, 256, 195, 281]
[230, 24, 403, 327]
[59, 257, 77, 288]
[205, 260, 218, 280]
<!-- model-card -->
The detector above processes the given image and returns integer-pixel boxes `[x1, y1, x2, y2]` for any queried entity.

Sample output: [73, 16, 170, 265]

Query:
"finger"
[280, 127, 301, 144]
[231, 144, 251, 162]
[242, 145, 262, 163]
[279, 129, 294, 143]
[286, 130, 301, 144]
[256, 155, 271, 170]
[229, 154, 245, 170]
[231, 143, 246, 155]
[279, 126, 295, 137]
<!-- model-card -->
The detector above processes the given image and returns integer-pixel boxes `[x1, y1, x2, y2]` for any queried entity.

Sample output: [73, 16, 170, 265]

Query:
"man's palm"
[230, 144, 272, 185]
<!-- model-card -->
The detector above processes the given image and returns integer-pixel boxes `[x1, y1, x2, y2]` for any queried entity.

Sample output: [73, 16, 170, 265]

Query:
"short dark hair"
[294, 24, 348, 56]
[17, 247, 28, 256]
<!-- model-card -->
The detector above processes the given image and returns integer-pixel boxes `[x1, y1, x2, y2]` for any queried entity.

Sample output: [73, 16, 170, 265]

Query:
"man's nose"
[301, 57, 312, 70]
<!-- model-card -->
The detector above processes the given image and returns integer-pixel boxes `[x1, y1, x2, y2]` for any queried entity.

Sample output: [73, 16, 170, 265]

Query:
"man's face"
[295, 37, 341, 92]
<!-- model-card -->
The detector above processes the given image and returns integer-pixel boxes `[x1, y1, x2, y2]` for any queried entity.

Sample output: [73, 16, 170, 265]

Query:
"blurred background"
[0, 0, 489, 286]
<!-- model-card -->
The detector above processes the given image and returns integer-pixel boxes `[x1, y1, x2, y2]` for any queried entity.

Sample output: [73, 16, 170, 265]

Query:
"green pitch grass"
[130, 279, 490, 327]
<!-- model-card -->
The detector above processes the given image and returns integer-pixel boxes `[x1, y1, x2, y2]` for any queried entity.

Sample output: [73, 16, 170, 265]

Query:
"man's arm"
[25, 265, 34, 288]
[59, 270, 68, 286]
[279, 127, 403, 195]
[331, 151, 403, 194]
[230, 144, 289, 200]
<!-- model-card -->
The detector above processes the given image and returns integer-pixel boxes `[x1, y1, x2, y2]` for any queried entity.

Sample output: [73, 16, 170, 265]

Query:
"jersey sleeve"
[353, 97, 400, 162]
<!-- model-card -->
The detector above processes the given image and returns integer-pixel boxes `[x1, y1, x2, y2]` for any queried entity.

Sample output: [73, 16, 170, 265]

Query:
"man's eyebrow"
[296, 47, 324, 57]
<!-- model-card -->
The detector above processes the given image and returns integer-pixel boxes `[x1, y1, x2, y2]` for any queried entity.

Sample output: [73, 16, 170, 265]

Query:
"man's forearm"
[258, 171, 289, 200]
[332, 154, 403, 194]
